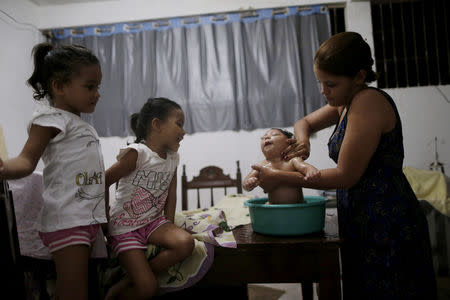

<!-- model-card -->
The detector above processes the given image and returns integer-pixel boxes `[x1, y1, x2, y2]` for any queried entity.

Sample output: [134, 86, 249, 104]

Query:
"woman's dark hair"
[272, 128, 293, 139]
[27, 42, 100, 101]
[130, 97, 182, 143]
[314, 32, 377, 83]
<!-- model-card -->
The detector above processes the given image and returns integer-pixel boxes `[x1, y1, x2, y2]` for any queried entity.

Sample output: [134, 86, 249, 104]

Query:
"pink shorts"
[109, 216, 169, 255]
[39, 224, 100, 253]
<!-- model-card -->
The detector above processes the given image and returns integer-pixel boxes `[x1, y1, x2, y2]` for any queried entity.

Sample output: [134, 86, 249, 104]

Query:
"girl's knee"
[176, 233, 195, 257]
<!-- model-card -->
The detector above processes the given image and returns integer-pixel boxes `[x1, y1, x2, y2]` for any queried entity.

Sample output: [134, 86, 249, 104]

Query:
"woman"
[252, 32, 436, 299]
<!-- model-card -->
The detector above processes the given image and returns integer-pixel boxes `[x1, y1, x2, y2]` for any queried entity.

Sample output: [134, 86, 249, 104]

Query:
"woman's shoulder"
[352, 87, 393, 112]
[350, 87, 397, 131]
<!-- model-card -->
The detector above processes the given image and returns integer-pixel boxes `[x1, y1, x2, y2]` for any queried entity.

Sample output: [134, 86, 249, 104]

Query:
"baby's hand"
[243, 177, 259, 191]
[304, 166, 321, 182]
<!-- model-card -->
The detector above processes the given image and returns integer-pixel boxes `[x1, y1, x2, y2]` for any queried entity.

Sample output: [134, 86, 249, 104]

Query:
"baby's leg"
[52, 245, 90, 300]
[147, 222, 195, 274]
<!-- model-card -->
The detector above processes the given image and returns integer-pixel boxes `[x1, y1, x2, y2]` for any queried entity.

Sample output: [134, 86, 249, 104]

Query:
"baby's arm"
[105, 149, 138, 220]
[0, 125, 59, 180]
[164, 169, 177, 222]
[243, 163, 263, 191]
[291, 157, 321, 182]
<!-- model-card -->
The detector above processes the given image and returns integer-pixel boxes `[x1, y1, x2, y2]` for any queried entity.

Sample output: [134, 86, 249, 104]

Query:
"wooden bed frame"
[181, 160, 242, 210]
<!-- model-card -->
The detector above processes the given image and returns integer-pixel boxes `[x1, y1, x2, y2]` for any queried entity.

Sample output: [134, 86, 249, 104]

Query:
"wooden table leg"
[318, 246, 341, 300]
[301, 281, 313, 300]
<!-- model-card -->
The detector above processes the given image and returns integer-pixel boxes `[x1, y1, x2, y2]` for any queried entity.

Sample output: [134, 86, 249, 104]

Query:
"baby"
[243, 128, 320, 204]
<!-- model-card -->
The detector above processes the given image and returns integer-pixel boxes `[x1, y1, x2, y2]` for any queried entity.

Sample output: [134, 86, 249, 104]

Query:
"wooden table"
[163, 218, 342, 300]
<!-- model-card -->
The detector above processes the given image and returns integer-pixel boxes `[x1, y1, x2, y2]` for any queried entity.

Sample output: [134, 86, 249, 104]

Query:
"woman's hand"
[282, 139, 310, 161]
[251, 164, 281, 193]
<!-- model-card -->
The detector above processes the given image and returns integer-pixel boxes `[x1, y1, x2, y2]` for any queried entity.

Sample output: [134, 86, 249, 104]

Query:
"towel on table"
[213, 194, 254, 228]
[99, 206, 237, 297]
[403, 166, 449, 216]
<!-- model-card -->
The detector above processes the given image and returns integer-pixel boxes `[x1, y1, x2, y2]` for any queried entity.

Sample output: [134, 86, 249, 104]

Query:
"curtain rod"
[42, 4, 339, 37]
[298, 3, 346, 11]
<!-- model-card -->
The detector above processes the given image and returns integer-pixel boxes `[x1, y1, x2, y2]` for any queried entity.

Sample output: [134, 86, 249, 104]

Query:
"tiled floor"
[248, 283, 318, 300]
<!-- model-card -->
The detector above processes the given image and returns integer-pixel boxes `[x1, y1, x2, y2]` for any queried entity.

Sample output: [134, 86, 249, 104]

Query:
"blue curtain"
[53, 6, 331, 136]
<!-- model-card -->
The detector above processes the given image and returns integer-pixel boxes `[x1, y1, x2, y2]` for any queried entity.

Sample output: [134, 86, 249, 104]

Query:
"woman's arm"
[0, 124, 58, 179]
[164, 169, 177, 223]
[251, 164, 343, 191]
[257, 90, 392, 191]
[284, 105, 341, 161]
[290, 157, 320, 181]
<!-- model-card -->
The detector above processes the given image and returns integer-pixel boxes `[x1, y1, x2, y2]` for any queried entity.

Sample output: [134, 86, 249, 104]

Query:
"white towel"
[0, 125, 7, 160]
[403, 166, 449, 216]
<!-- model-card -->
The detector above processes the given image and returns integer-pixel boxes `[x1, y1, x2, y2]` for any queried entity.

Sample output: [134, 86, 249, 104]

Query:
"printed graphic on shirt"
[131, 170, 172, 198]
[124, 187, 168, 219]
[76, 187, 105, 224]
[73, 128, 105, 223]
[75, 171, 103, 186]
[113, 188, 168, 227]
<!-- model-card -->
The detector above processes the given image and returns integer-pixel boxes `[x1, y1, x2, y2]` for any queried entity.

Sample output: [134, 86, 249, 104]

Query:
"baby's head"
[260, 128, 293, 159]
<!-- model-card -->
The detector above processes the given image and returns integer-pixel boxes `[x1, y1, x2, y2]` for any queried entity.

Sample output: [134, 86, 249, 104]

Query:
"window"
[371, 0, 450, 88]
[329, 6, 345, 35]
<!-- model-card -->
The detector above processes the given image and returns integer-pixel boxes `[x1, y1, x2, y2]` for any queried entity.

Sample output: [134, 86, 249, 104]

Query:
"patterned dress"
[328, 87, 437, 300]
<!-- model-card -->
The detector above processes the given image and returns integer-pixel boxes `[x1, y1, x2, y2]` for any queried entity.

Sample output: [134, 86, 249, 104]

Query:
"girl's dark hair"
[314, 32, 377, 83]
[130, 97, 182, 143]
[27, 42, 100, 101]
[272, 128, 293, 139]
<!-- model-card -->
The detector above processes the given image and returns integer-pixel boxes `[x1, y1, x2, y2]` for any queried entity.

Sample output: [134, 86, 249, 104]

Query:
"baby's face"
[260, 129, 288, 157]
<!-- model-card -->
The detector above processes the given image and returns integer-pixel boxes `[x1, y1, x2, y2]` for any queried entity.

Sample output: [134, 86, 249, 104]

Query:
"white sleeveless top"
[108, 143, 179, 236]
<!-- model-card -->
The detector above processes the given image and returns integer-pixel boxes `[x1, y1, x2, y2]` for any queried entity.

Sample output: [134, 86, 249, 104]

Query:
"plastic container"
[244, 196, 327, 236]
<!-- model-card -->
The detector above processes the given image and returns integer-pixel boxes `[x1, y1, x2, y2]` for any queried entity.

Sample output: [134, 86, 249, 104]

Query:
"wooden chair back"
[181, 161, 243, 210]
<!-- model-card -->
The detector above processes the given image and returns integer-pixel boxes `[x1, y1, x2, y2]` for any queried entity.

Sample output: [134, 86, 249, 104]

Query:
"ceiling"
[30, 0, 117, 6]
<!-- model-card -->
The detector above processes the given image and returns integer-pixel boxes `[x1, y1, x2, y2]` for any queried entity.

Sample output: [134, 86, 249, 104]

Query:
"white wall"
[0, 0, 43, 163]
[2, 0, 450, 211]
[387, 86, 450, 171]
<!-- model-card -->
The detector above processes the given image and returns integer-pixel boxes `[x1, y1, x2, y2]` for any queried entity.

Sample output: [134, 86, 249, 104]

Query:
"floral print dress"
[328, 87, 436, 299]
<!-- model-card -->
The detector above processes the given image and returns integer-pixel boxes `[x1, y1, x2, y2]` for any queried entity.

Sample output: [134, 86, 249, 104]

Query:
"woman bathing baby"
[242, 128, 320, 204]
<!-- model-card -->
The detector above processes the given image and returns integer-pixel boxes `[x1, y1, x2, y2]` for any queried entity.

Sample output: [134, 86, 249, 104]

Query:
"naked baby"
[242, 128, 320, 204]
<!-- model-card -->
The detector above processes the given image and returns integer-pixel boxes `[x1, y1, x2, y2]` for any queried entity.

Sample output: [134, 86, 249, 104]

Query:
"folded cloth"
[151, 239, 214, 294]
[175, 208, 237, 248]
[8, 171, 108, 259]
[403, 166, 449, 216]
[213, 194, 254, 228]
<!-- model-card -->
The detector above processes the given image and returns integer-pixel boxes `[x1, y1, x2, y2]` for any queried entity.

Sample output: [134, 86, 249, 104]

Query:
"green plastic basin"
[244, 196, 327, 236]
